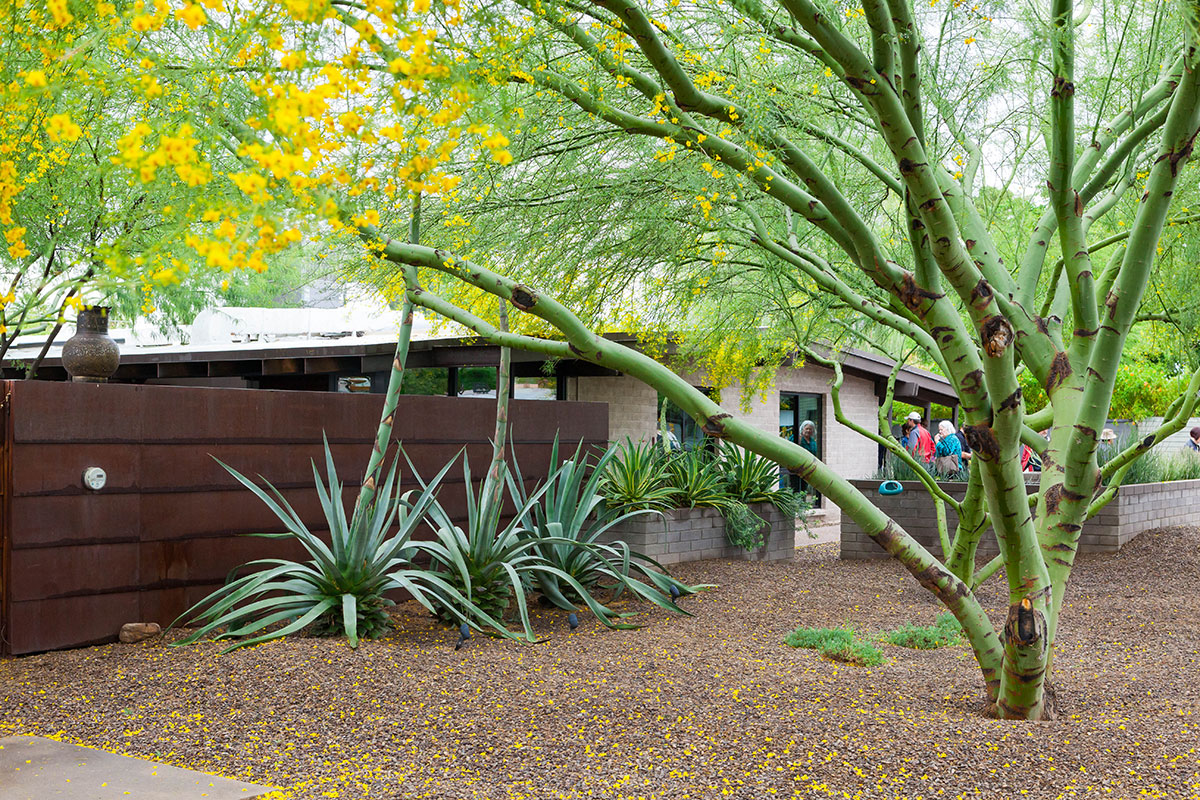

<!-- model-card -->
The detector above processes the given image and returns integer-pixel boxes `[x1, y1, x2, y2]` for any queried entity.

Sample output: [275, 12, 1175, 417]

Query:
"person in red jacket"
[906, 411, 935, 463]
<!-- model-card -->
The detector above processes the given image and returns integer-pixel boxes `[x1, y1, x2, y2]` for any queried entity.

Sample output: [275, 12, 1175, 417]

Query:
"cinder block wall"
[602, 503, 793, 565]
[570, 374, 658, 443]
[839, 478, 1199, 560]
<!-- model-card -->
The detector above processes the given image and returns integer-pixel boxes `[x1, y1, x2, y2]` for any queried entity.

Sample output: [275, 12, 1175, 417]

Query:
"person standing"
[906, 411, 935, 463]
[933, 420, 963, 475]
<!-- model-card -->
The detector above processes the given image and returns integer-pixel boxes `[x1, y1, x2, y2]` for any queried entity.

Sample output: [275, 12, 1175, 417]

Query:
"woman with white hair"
[798, 420, 819, 457]
[933, 419, 962, 475]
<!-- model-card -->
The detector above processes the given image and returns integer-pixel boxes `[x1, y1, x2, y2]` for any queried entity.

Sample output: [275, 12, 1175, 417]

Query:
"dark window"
[780, 392, 822, 501]
[398, 367, 449, 396]
[657, 388, 719, 451]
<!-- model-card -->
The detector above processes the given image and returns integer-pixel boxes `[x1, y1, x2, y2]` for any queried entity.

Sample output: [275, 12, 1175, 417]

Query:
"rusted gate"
[0, 381, 607, 655]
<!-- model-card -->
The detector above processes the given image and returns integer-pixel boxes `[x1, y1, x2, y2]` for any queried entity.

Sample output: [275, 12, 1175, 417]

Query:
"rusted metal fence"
[0, 381, 607, 655]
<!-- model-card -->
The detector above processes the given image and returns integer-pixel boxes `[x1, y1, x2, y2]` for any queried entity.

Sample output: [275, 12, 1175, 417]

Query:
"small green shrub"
[784, 626, 883, 666]
[822, 639, 885, 667]
[784, 626, 854, 649]
[886, 612, 963, 650]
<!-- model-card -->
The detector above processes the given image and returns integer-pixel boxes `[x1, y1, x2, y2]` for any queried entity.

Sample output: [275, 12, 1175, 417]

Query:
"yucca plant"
[600, 438, 678, 513]
[664, 447, 729, 509]
[170, 439, 483, 652]
[508, 439, 703, 608]
[410, 452, 657, 641]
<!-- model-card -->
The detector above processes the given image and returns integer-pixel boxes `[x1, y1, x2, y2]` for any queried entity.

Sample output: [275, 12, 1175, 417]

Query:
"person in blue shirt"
[933, 420, 962, 475]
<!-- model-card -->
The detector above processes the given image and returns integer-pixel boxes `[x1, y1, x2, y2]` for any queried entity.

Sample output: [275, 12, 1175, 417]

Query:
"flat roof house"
[5, 308, 957, 522]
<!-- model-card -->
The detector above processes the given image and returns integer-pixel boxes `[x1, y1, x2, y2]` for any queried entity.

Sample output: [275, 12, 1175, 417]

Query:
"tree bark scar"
[1073, 328, 1098, 338]
[510, 285, 538, 311]
[1045, 351, 1072, 392]
[1045, 541, 1075, 552]
[965, 239, 976, 250]
[1034, 315, 1049, 334]
[919, 197, 942, 212]
[1044, 483, 1063, 514]
[876, 520, 902, 548]
[898, 272, 944, 311]
[787, 463, 816, 481]
[898, 157, 927, 175]
[1006, 596, 1044, 646]
[1104, 290, 1120, 319]
[963, 423, 1000, 460]
[568, 343, 585, 357]
[969, 278, 993, 311]
[701, 413, 732, 438]
[960, 369, 983, 396]
[1051, 76, 1075, 99]
[1074, 190, 1084, 217]
[1057, 522, 1082, 533]
[998, 388, 1022, 413]
[1060, 483, 1087, 503]
[980, 315, 1013, 357]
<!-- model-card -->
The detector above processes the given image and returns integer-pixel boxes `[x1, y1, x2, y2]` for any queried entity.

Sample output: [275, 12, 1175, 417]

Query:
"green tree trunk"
[356, 194, 421, 512]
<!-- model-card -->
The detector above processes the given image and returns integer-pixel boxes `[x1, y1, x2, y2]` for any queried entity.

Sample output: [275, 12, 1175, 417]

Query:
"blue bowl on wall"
[878, 480, 903, 496]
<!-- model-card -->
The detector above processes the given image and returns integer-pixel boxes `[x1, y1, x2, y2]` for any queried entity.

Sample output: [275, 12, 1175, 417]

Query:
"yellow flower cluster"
[112, 123, 211, 186]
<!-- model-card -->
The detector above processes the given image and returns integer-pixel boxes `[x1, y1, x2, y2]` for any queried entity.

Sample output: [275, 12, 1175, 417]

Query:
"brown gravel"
[2, 527, 1199, 800]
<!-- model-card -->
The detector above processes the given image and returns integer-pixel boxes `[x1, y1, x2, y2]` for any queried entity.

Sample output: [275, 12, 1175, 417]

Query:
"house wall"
[568, 363, 885, 523]
[569, 375, 659, 444]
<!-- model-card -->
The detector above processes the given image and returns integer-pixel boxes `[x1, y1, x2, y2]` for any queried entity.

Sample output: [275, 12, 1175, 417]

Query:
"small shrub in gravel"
[784, 626, 884, 666]
[886, 612, 963, 650]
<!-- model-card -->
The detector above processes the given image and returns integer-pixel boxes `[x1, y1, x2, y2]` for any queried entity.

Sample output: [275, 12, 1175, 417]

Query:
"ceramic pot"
[61, 306, 120, 382]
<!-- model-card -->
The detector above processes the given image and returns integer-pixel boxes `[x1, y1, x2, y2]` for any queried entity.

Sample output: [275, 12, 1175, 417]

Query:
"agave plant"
[599, 438, 678, 513]
[170, 439, 481, 652]
[411, 449, 694, 641]
[508, 439, 702, 607]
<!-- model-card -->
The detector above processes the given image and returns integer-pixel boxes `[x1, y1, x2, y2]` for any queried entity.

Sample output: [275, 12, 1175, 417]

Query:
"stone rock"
[118, 622, 162, 644]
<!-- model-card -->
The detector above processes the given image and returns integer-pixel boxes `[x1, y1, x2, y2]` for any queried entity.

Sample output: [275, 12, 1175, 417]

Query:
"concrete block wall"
[839, 478, 1200, 560]
[571, 374, 659, 444]
[601, 502, 794, 566]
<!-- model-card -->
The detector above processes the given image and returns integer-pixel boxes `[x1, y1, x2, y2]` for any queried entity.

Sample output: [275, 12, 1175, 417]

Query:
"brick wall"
[601, 503, 793, 565]
[839, 478, 1199, 560]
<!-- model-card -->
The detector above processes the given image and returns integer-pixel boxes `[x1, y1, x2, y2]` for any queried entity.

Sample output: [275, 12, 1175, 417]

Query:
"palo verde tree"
[17, 0, 1200, 720]
[347, 0, 1200, 722]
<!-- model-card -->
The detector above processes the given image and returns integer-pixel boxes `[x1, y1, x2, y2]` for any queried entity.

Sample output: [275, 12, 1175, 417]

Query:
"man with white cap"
[906, 410, 935, 463]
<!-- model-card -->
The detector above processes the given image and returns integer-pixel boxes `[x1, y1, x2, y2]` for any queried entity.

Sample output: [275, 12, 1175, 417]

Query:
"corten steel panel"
[11, 444, 142, 497]
[11, 382, 145, 443]
[1, 381, 607, 654]
[139, 537, 311, 586]
[10, 544, 141, 602]
[9, 592, 142, 654]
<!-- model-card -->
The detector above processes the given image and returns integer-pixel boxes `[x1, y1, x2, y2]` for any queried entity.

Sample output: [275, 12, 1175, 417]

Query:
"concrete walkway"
[0, 736, 272, 800]
[797, 520, 840, 547]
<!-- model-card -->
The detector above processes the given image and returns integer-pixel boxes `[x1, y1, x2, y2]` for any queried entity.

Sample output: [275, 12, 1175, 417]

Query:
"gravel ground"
[2, 527, 1199, 800]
